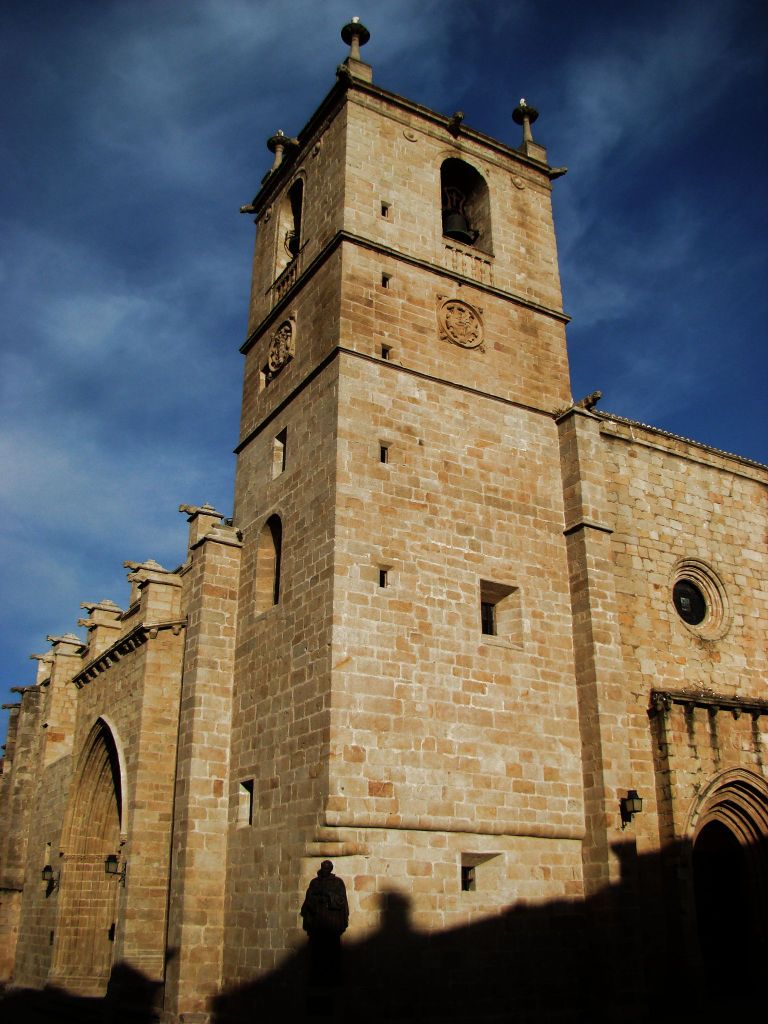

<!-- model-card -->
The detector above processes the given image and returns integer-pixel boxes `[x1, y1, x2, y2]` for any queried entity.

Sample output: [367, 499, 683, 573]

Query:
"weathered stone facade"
[1, 24, 766, 1023]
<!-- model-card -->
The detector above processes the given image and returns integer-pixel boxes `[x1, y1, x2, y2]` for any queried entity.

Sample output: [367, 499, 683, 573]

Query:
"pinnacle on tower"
[339, 16, 372, 82]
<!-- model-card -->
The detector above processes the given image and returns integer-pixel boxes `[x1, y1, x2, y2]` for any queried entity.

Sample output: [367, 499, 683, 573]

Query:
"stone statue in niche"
[437, 297, 484, 349]
[267, 319, 295, 377]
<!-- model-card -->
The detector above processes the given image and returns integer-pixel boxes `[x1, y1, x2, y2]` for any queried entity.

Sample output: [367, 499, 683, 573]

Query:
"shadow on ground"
[1, 837, 765, 1023]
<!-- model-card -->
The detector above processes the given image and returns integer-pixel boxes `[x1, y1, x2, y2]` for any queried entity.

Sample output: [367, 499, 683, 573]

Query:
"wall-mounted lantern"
[41, 865, 59, 891]
[104, 854, 127, 885]
[620, 789, 643, 829]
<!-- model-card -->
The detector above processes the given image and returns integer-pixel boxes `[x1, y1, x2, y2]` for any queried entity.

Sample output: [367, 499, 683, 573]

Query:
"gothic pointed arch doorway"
[50, 717, 125, 995]
[689, 769, 768, 987]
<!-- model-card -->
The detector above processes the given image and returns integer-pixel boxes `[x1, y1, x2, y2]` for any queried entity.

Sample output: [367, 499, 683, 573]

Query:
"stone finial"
[80, 599, 122, 613]
[30, 653, 54, 686]
[179, 502, 222, 520]
[513, 98, 548, 162]
[339, 17, 372, 83]
[341, 17, 370, 60]
[512, 99, 539, 144]
[124, 559, 167, 574]
[267, 129, 288, 171]
[46, 633, 82, 646]
[179, 502, 226, 551]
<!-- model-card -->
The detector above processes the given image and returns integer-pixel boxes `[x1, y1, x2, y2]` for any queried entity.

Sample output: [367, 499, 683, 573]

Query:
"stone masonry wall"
[225, 366, 339, 982]
[326, 352, 585, 923]
[600, 418, 768, 851]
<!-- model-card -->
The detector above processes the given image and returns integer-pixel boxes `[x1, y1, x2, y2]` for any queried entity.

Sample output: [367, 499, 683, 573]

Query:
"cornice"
[650, 688, 768, 719]
[241, 230, 569, 356]
[72, 619, 186, 689]
[235, 344, 560, 454]
[247, 73, 554, 219]
[597, 411, 768, 480]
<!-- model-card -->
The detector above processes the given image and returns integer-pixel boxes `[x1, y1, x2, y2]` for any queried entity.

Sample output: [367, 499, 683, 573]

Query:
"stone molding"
[236, 344, 559, 454]
[650, 688, 768, 720]
[241, 228, 570, 355]
[598, 411, 768, 478]
[72, 619, 186, 689]
[322, 810, 584, 841]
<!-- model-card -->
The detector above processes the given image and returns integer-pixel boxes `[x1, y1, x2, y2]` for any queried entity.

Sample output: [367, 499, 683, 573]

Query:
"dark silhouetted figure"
[301, 860, 349, 1016]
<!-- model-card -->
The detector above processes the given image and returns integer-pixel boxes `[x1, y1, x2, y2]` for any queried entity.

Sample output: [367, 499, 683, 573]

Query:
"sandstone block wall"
[600, 417, 768, 850]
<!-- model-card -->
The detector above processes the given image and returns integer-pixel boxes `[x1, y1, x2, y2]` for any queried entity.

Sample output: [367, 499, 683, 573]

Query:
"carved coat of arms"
[437, 298, 484, 349]
[267, 319, 295, 374]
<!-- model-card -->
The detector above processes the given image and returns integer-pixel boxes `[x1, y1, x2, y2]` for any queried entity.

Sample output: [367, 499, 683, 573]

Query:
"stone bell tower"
[223, 19, 582, 982]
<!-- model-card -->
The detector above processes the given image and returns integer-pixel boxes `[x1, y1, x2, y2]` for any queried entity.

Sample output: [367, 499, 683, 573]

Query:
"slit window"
[238, 779, 254, 826]
[379, 568, 389, 589]
[381, 202, 391, 218]
[256, 515, 283, 612]
[379, 444, 389, 464]
[272, 429, 287, 478]
[381, 345, 392, 360]
[461, 865, 476, 892]
[381, 273, 391, 288]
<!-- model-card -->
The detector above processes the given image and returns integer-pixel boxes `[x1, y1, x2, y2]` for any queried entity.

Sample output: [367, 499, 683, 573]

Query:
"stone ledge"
[650, 688, 768, 719]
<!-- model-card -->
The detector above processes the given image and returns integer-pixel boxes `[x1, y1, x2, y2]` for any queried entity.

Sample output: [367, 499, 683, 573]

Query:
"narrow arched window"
[275, 179, 304, 277]
[440, 158, 493, 255]
[256, 514, 282, 612]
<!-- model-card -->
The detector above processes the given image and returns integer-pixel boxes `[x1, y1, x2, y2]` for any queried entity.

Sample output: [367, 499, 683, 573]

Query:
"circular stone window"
[671, 559, 730, 640]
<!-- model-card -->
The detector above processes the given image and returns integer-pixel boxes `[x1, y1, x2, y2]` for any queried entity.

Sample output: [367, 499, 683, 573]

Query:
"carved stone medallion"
[267, 319, 295, 375]
[437, 298, 484, 349]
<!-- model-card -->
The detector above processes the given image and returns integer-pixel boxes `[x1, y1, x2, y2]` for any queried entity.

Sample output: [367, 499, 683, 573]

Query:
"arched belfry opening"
[275, 177, 304, 277]
[256, 513, 283, 612]
[440, 158, 493, 254]
[690, 771, 768, 987]
[51, 719, 124, 995]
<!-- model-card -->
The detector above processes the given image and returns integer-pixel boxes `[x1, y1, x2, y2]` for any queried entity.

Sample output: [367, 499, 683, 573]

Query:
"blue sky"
[1, 0, 766, 730]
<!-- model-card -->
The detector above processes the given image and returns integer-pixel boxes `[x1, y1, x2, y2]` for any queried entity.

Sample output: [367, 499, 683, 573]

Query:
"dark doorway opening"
[692, 820, 755, 989]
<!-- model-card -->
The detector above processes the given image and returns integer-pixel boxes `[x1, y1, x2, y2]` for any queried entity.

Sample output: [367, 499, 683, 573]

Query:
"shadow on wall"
[0, 961, 162, 1023]
[1, 837, 766, 1023]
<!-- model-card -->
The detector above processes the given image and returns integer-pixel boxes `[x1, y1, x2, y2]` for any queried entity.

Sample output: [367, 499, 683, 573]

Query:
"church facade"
[1, 22, 766, 1022]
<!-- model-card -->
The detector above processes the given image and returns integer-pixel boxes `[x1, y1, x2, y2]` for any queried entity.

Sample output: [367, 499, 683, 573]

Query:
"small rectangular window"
[238, 779, 254, 827]
[460, 852, 499, 891]
[259, 365, 270, 391]
[272, 428, 287, 478]
[381, 273, 391, 288]
[378, 568, 389, 588]
[381, 202, 391, 218]
[379, 444, 389, 464]
[479, 580, 522, 647]
[381, 345, 392, 360]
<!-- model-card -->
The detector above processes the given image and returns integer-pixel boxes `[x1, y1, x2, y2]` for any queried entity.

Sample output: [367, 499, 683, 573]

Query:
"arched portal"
[51, 718, 124, 995]
[690, 770, 768, 986]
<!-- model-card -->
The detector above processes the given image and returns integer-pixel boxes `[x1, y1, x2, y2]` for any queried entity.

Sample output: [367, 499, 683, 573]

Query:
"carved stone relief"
[267, 319, 295, 377]
[437, 297, 484, 350]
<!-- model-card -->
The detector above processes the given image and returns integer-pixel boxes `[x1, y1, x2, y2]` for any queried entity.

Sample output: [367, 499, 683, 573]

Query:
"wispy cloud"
[0, 0, 765, 724]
